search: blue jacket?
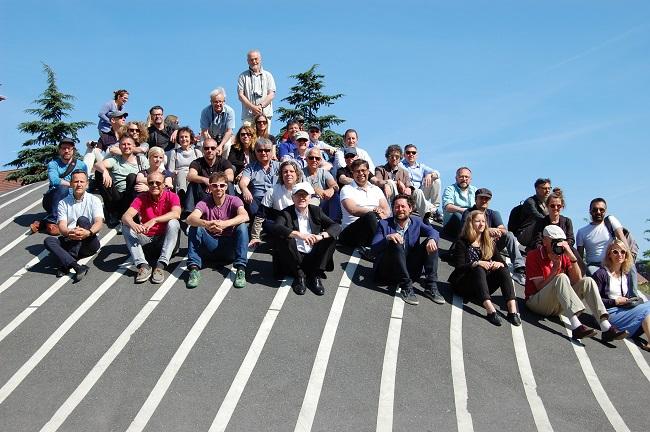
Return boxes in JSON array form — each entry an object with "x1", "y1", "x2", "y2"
[{"x1": 371, "y1": 215, "x2": 439, "y2": 263}]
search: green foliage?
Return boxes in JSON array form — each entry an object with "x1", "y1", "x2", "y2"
[
  {"x1": 5, "y1": 63, "x2": 91, "y2": 184},
  {"x1": 276, "y1": 64, "x2": 345, "y2": 146}
]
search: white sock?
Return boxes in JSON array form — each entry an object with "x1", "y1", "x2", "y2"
[
  {"x1": 600, "y1": 320, "x2": 611, "y2": 332},
  {"x1": 569, "y1": 315, "x2": 582, "y2": 329}
]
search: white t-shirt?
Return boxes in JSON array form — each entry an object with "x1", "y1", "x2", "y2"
[
  {"x1": 57, "y1": 192, "x2": 104, "y2": 229},
  {"x1": 340, "y1": 181, "x2": 385, "y2": 228},
  {"x1": 576, "y1": 216, "x2": 622, "y2": 263}
]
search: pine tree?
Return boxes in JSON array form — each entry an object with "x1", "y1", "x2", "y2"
[
  {"x1": 276, "y1": 64, "x2": 345, "y2": 146},
  {"x1": 5, "y1": 64, "x2": 91, "y2": 184}
]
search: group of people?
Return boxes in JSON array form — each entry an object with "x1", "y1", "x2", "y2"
[{"x1": 31, "y1": 48, "x2": 650, "y2": 352}]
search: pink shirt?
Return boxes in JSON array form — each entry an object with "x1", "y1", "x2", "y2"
[{"x1": 130, "y1": 189, "x2": 181, "y2": 237}]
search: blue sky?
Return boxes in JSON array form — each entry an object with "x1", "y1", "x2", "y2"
[{"x1": 1, "y1": 0, "x2": 649, "y2": 254}]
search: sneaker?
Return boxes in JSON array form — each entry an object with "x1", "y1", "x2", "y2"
[
  {"x1": 151, "y1": 267, "x2": 165, "y2": 284},
  {"x1": 423, "y1": 212, "x2": 435, "y2": 226},
  {"x1": 116, "y1": 222, "x2": 123, "y2": 235},
  {"x1": 601, "y1": 325, "x2": 629, "y2": 342},
  {"x1": 233, "y1": 268, "x2": 246, "y2": 289},
  {"x1": 486, "y1": 312, "x2": 502, "y2": 326},
  {"x1": 506, "y1": 312, "x2": 522, "y2": 326},
  {"x1": 433, "y1": 210, "x2": 444, "y2": 224},
  {"x1": 135, "y1": 265, "x2": 152, "y2": 284},
  {"x1": 400, "y1": 287, "x2": 419, "y2": 305},
  {"x1": 30, "y1": 220, "x2": 41, "y2": 233},
  {"x1": 186, "y1": 268, "x2": 201, "y2": 289},
  {"x1": 423, "y1": 286, "x2": 445, "y2": 304},
  {"x1": 571, "y1": 324, "x2": 597, "y2": 340},
  {"x1": 511, "y1": 268, "x2": 526, "y2": 286}
]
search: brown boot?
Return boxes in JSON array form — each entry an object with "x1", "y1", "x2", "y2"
[{"x1": 45, "y1": 222, "x2": 60, "y2": 236}]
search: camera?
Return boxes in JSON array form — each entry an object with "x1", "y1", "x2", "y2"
[{"x1": 551, "y1": 239, "x2": 565, "y2": 255}]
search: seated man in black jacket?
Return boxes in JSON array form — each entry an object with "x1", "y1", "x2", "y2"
[
  {"x1": 515, "y1": 178, "x2": 551, "y2": 247},
  {"x1": 270, "y1": 182, "x2": 341, "y2": 296}
]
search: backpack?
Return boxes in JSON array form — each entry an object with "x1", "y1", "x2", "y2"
[
  {"x1": 507, "y1": 201, "x2": 526, "y2": 234},
  {"x1": 604, "y1": 216, "x2": 639, "y2": 259}
]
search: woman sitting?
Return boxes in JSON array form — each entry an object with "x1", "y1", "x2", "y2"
[
  {"x1": 531, "y1": 188, "x2": 574, "y2": 248},
  {"x1": 449, "y1": 210, "x2": 521, "y2": 326},
  {"x1": 135, "y1": 147, "x2": 173, "y2": 193},
  {"x1": 228, "y1": 125, "x2": 256, "y2": 185},
  {"x1": 592, "y1": 239, "x2": 650, "y2": 351},
  {"x1": 167, "y1": 126, "x2": 202, "y2": 199}
]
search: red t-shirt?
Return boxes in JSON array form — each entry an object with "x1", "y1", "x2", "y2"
[
  {"x1": 130, "y1": 189, "x2": 181, "y2": 237},
  {"x1": 524, "y1": 246, "x2": 571, "y2": 299}
]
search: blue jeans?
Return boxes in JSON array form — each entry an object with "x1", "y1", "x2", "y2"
[
  {"x1": 187, "y1": 224, "x2": 249, "y2": 268},
  {"x1": 44, "y1": 185, "x2": 70, "y2": 223}
]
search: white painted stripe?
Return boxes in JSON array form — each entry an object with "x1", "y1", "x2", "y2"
[
  {"x1": 0, "y1": 267, "x2": 126, "y2": 404},
  {"x1": 0, "y1": 183, "x2": 33, "y2": 198},
  {"x1": 125, "y1": 252, "x2": 254, "y2": 432},
  {"x1": 510, "y1": 325, "x2": 554, "y2": 432},
  {"x1": 376, "y1": 290, "x2": 404, "y2": 432},
  {"x1": 209, "y1": 280, "x2": 292, "y2": 432},
  {"x1": 0, "y1": 230, "x2": 117, "y2": 342},
  {"x1": 0, "y1": 183, "x2": 47, "y2": 210},
  {"x1": 0, "y1": 199, "x2": 41, "y2": 232},
  {"x1": 38, "y1": 261, "x2": 186, "y2": 432},
  {"x1": 559, "y1": 315, "x2": 630, "y2": 432},
  {"x1": 623, "y1": 339, "x2": 650, "y2": 383},
  {"x1": 0, "y1": 230, "x2": 31, "y2": 258},
  {"x1": 0, "y1": 251, "x2": 48, "y2": 296},
  {"x1": 450, "y1": 294, "x2": 474, "y2": 432},
  {"x1": 294, "y1": 252, "x2": 361, "y2": 432}
]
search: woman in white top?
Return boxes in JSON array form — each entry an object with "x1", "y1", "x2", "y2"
[{"x1": 166, "y1": 127, "x2": 202, "y2": 198}]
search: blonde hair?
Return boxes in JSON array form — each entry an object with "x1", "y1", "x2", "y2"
[
  {"x1": 602, "y1": 239, "x2": 634, "y2": 274},
  {"x1": 460, "y1": 210, "x2": 494, "y2": 260},
  {"x1": 148, "y1": 146, "x2": 165, "y2": 158}
]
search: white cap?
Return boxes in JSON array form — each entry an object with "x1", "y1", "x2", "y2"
[
  {"x1": 543, "y1": 225, "x2": 566, "y2": 240},
  {"x1": 292, "y1": 182, "x2": 315, "y2": 196}
]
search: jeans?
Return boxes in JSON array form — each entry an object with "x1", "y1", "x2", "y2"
[
  {"x1": 187, "y1": 223, "x2": 249, "y2": 268},
  {"x1": 44, "y1": 185, "x2": 70, "y2": 223},
  {"x1": 496, "y1": 231, "x2": 525, "y2": 270},
  {"x1": 124, "y1": 219, "x2": 180, "y2": 267},
  {"x1": 44, "y1": 216, "x2": 100, "y2": 269}
]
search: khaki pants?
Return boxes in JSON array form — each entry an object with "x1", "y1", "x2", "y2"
[{"x1": 526, "y1": 273, "x2": 608, "y2": 320}]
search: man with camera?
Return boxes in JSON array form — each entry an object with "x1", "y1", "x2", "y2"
[
  {"x1": 200, "y1": 88, "x2": 235, "y2": 158},
  {"x1": 524, "y1": 225, "x2": 627, "y2": 342},
  {"x1": 237, "y1": 49, "x2": 276, "y2": 128}
]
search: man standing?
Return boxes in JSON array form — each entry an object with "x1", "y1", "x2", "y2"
[
  {"x1": 442, "y1": 166, "x2": 477, "y2": 239},
  {"x1": 400, "y1": 144, "x2": 442, "y2": 223},
  {"x1": 122, "y1": 172, "x2": 181, "y2": 284},
  {"x1": 339, "y1": 159, "x2": 390, "y2": 258},
  {"x1": 184, "y1": 138, "x2": 235, "y2": 214},
  {"x1": 44, "y1": 170, "x2": 103, "y2": 282},
  {"x1": 237, "y1": 49, "x2": 276, "y2": 127},
  {"x1": 186, "y1": 172, "x2": 250, "y2": 289},
  {"x1": 271, "y1": 182, "x2": 341, "y2": 296},
  {"x1": 33, "y1": 137, "x2": 88, "y2": 235},
  {"x1": 525, "y1": 225, "x2": 627, "y2": 342},
  {"x1": 200, "y1": 88, "x2": 235, "y2": 157},
  {"x1": 239, "y1": 137, "x2": 280, "y2": 216},
  {"x1": 371, "y1": 194, "x2": 444, "y2": 305},
  {"x1": 94, "y1": 136, "x2": 141, "y2": 227},
  {"x1": 332, "y1": 129, "x2": 375, "y2": 173},
  {"x1": 515, "y1": 178, "x2": 551, "y2": 247},
  {"x1": 460, "y1": 188, "x2": 527, "y2": 285},
  {"x1": 147, "y1": 106, "x2": 177, "y2": 152}
]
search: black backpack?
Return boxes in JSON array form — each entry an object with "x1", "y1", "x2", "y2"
[{"x1": 507, "y1": 201, "x2": 526, "y2": 234}]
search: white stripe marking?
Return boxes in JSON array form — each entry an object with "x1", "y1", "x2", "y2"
[
  {"x1": 0, "y1": 230, "x2": 116, "y2": 342},
  {"x1": 125, "y1": 252, "x2": 254, "y2": 432},
  {"x1": 38, "y1": 261, "x2": 186, "y2": 432},
  {"x1": 0, "y1": 267, "x2": 126, "y2": 404},
  {"x1": 0, "y1": 250, "x2": 48, "y2": 296},
  {"x1": 623, "y1": 339, "x2": 650, "y2": 383},
  {"x1": 0, "y1": 183, "x2": 34, "y2": 198},
  {"x1": 209, "y1": 280, "x2": 292, "y2": 432},
  {"x1": 559, "y1": 315, "x2": 630, "y2": 432},
  {"x1": 376, "y1": 290, "x2": 404, "y2": 432},
  {"x1": 0, "y1": 199, "x2": 41, "y2": 232},
  {"x1": 294, "y1": 252, "x2": 360, "y2": 432},
  {"x1": 511, "y1": 325, "x2": 554, "y2": 432},
  {"x1": 450, "y1": 294, "x2": 474, "y2": 432},
  {"x1": 0, "y1": 230, "x2": 31, "y2": 259},
  {"x1": 0, "y1": 183, "x2": 47, "y2": 210}
]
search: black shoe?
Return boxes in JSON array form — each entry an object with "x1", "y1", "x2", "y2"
[
  {"x1": 56, "y1": 267, "x2": 69, "y2": 278},
  {"x1": 357, "y1": 246, "x2": 374, "y2": 262},
  {"x1": 308, "y1": 276, "x2": 325, "y2": 296},
  {"x1": 602, "y1": 325, "x2": 629, "y2": 342},
  {"x1": 507, "y1": 312, "x2": 522, "y2": 326},
  {"x1": 423, "y1": 286, "x2": 445, "y2": 304},
  {"x1": 73, "y1": 265, "x2": 89, "y2": 283},
  {"x1": 486, "y1": 312, "x2": 502, "y2": 326},
  {"x1": 292, "y1": 277, "x2": 307, "y2": 295}
]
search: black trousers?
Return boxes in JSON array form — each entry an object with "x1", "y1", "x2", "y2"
[
  {"x1": 338, "y1": 212, "x2": 380, "y2": 247},
  {"x1": 44, "y1": 216, "x2": 100, "y2": 269},
  {"x1": 96, "y1": 172, "x2": 137, "y2": 221},
  {"x1": 374, "y1": 239, "x2": 439, "y2": 289},
  {"x1": 452, "y1": 266, "x2": 515, "y2": 303},
  {"x1": 273, "y1": 236, "x2": 337, "y2": 278}
]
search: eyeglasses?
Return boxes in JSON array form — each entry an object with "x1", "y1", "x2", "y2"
[
  {"x1": 353, "y1": 169, "x2": 368, "y2": 174},
  {"x1": 203, "y1": 146, "x2": 217, "y2": 151},
  {"x1": 256, "y1": 148, "x2": 271, "y2": 153},
  {"x1": 256, "y1": 120, "x2": 268, "y2": 125},
  {"x1": 240, "y1": 132, "x2": 252, "y2": 137},
  {"x1": 591, "y1": 208, "x2": 606, "y2": 213},
  {"x1": 405, "y1": 151, "x2": 417, "y2": 155},
  {"x1": 147, "y1": 181, "x2": 163, "y2": 187},
  {"x1": 548, "y1": 204, "x2": 563, "y2": 209},
  {"x1": 308, "y1": 156, "x2": 321, "y2": 161},
  {"x1": 611, "y1": 249, "x2": 627, "y2": 256},
  {"x1": 210, "y1": 183, "x2": 228, "y2": 189},
  {"x1": 388, "y1": 154, "x2": 401, "y2": 159}
]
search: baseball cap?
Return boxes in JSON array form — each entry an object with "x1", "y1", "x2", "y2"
[{"x1": 292, "y1": 182, "x2": 315, "y2": 196}]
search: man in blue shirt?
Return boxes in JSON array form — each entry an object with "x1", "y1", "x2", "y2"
[
  {"x1": 239, "y1": 137, "x2": 280, "y2": 217},
  {"x1": 200, "y1": 88, "x2": 235, "y2": 157},
  {"x1": 400, "y1": 144, "x2": 442, "y2": 223},
  {"x1": 442, "y1": 166, "x2": 477, "y2": 239}
]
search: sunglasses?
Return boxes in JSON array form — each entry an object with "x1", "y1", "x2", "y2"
[
  {"x1": 405, "y1": 151, "x2": 417, "y2": 155},
  {"x1": 203, "y1": 146, "x2": 217, "y2": 151},
  {"x1": 128, "y1": 128, "x2": 139, "y2": 132},
  {"x1": 591, "y1": 208, "x2": 606, "y2": 213},
  {"x1": 147, "y1": 181, "x2": 163, "y2": 187},
  {"x1": 548, "y1": 204, "x2": 563, "y2": 209},
  {"x1": 240, "y1": 132, "x2": 252, "y2": 137},
  {"x1": 256, "y1": 148, "x2": 272, "y2": 153},
  {"x1": 210, "y1": 183, "x2": 228, "y2": 189},
  {"x1": 388, "y1": 154, "x2": 401, "y2": 159},
  {"x1": 256, "y1": 120, "x2": 268, "y2": 124},
  {"x1": 611, "y1": 249, "x2": 627, "y2": 256},
  {"x1": 308, "y1": 156, "x2": 321, "y2": 161}
]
